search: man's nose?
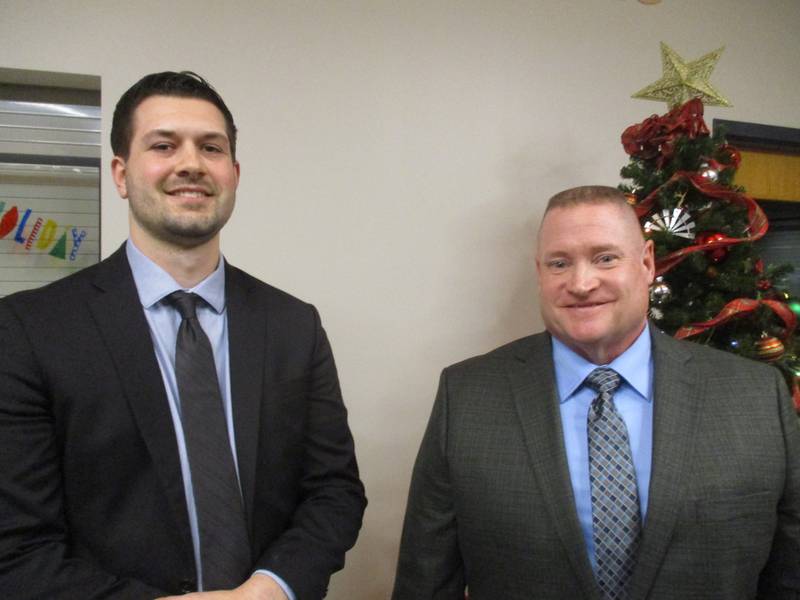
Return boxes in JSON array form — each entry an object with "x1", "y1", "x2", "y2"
[
  {"x1": 175, "y1": 144, "x2": 204, "y2": 177},
  {"x1": 567, "y1": 263, "x2": 598, "y2": 295}
]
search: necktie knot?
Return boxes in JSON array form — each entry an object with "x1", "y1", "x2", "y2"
[
  {"x1": 585, "y1": 367, "x2": 621, "y2": 396},
  {"x1": 168, "y1": 290, "x2": 200, "y2": 320}
]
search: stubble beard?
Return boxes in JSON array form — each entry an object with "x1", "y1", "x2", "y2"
[
  {"x1": 158, "y1": 213, "x2": 225, "y2": 248},
  {"x1": 129, "y1": 189, "x2": 233, "y2": 250}
]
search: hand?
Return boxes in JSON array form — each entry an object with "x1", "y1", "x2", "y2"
[{"x1": 157, "y1": 573, "x2": 289, "y2": 600}]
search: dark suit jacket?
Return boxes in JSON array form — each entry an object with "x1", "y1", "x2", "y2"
[
  {"x1": 0, "y1": 245, "x2": 366, "y2": 599},
  {"x1": 393, "y1": 327, "x2": 800, "y2": 599}
]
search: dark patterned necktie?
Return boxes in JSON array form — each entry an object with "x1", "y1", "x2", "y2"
[
  {"x1": 586, "y1": 367, "x2": 641, "y2": 600},
  {"x1": 169, "y1": 291, "x2": 251, "y2": 589}
]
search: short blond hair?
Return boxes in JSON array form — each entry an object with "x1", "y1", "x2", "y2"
[
  {"x1": 544, "y1": 185, "x2": 630, "y2": 214},
  {"x1": 539, "y1": 186, "x2": 642, "y2": 240}
]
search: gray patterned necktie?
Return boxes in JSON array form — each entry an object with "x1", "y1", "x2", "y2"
[
  {"x1": 586, "y1": 367, "x2": 641, "y2": 600},
  {"x1": 169, "y1": 291, "x2": 251, "y2": 589}
]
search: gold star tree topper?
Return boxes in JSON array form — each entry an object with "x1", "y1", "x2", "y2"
[{"x1": 632, "y1": 42, "x2": 731, "y2": 108}]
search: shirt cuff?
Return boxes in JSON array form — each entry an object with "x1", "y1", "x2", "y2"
[{"x1": 253, "y1": 569, "x2": 296, "y2": 600}]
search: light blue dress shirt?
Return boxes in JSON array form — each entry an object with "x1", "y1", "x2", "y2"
[
  {"x1": 126, "y1": 241, "x2": 294, "y2": 598},
  {"x1": 553, "y1": 327, "x2": 653, "y2": 572}
]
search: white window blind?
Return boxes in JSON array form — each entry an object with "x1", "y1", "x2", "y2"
[{"x1": 0, "y1": 100, "x2": 100, "y2": 297}]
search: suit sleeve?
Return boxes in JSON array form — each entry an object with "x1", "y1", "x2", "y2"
[
  {"x1": 0, "y1": 302, "x2": 166, "y2": 599},
  {"x1": 252, "y1": 306, "x2": 366, "y2": 600},
  {"x1": 757, "y1": 370, "x2": 800, "y2": 599},
  {"x1": 392, "y1": 369, "x2": 466, "y2": 600}
]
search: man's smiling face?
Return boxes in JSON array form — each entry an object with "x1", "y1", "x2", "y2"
[
  {"x1": 536, "y1": 201, "x2": 655, "y2": 365},
  {"x1": 111, "y1": 95, "x2": 240, "y2": 250}
]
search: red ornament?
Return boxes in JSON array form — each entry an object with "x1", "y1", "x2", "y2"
[
  {"x1": 695, "y1": 231, "x2": 728, "y2": 263},
  {"x1": 709, "y1": 248, "x2": 728, "y2": 263},
  {"x1": 718, "y1": 144, "x2": 742, "y2": 169},
  {"x1": 696, "y1": 231, "x2": 725, "y2": 244},
  {"x1": 754, "y1": 259, "x2": 764, "y2": 275},
  {"x1": 757, "y1": 279, "x2": 772, "y2": 291}
]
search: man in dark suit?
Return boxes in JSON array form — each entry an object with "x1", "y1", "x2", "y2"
[
  {"x1": 393, "y1": 186, "x2": 799, "y2": 599},
  {"x1": 0, "y1": 72, "x2": 366, "y2": 599}
]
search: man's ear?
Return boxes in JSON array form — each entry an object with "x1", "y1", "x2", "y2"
[
  {"x1": 643, "y1": 238, "x2": 656, "y2": 283},
  {"x1": 111, "y1": 156, "x2": 128, "y2": 199}
]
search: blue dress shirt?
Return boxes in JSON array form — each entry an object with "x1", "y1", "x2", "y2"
[
  {"x1": 553, "y1": 327, "x2": 653, "y2": 572},
  {"x1": 126, "y1": 241, "x2": 294, "y2": 598}
]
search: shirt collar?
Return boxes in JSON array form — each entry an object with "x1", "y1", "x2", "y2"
[
  {"x1": 551, "y1": 325, "x2": 652, "y2": 403},
  {"x1": 125, "y1": 239, "x2": 226, "y2": 313}
]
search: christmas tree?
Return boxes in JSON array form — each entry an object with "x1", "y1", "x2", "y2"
[{"x1": 618, "y1": 98, "x2": 800, "y2": 412}]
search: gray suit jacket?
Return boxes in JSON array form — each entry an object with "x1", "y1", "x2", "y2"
[{"x1": 393, "y1": 327, "x2": 800, "y2": 599}]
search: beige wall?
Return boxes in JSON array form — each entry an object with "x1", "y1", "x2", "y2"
[{"x1": 1, "y1": 1, "x2": 798, "y2": 596}]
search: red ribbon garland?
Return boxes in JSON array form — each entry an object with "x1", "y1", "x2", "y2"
[
  {"x1": 675, "y1": 298, "x2": 797, "y2": 340},
  {"x1": 675, "y1": 298, "x2": 800, "y2": 410},
  {"x1": 633, "y1": 172, "x2": 768, "y2": 277}
]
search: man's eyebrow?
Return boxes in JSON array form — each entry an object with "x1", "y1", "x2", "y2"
[
  {"x1": 589, "y1": 243, "x2": 624, "y2": 254},
  {"x1": 197, "y1": 131, "x2": 229, "y2": 142},
  {"x1": 142, "y1": 129, "x2": 228, "y2": 142},
  {"x1": 541, "y1": 244, "x2": 624, "y2": 259},
  {"x1": 142, "y1": 128, "x2": 177, "y2": 139}
]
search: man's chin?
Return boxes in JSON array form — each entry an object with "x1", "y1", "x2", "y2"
[
  {"x1": 562, "y1": 318, "x2": 609, "y2": 341},
  {"x1": 158, "y1": 223, "x2": 223, "y2": 248},
  {"x1": 559, "y1": 325, "x2": 611, "y2": 352}
]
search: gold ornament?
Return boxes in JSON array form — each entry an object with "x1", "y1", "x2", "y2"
[
  {"x1": 632, "y1": 42, "x2": 732, "y2": 109},
  {"x1": 755, "y1": 335, "x2": 785, "y2": 363}
]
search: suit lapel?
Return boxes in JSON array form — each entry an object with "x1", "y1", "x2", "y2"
[
  {"x1": 225, "y1": 265, "x2": 265, "y2": 527},
  {"x1": 506, "y1": 333, "x2": 601, "y2": 600},
  {"x1": 629, "y1": 327, "x2": 698, "y2": 600},
  {"x1": 87, "y1": 245, "x2": 192, "y2": 548}
]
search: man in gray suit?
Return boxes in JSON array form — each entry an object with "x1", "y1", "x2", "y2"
[{"x1": 392, "y1": 185, "x2": 800, "y2": 599}]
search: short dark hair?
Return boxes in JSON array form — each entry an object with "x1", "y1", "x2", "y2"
[{"x1": 110, "y1": 71, "x2": 237, "y2": 160}]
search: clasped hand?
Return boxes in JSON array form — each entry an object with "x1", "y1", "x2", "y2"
[{"x1": 157, "y1": 573, "x2": 289, "y2": 600}]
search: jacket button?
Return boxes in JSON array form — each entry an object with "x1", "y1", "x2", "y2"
[{"x1": 179, "y1": 580, "x2": 196, "y2": 593}]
